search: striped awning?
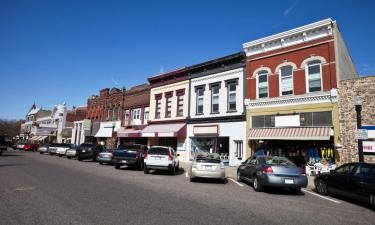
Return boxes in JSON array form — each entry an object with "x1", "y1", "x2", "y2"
[{"x1": 248, "y1": 127, "x2": 332, "y2": 140}]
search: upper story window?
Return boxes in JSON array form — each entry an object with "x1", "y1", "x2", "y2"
[
  {"x1": 280, "y1": 66, "x2": 293, "y2": 96},
  {"x1": 144, "y1": 110, "x2": 149, "y2": 122},
  {"x1": 210, "y1": 83, "x2": 220, "y2": 113},
  {"x1": 257, "y1": 70, "x2": 268, "y2": 98},
  {"x1": 306, "y1": 60, "x2": 322, "y2": 93},
  {"x1": 225, "y1": 79, "x2": 239, "y2": 112},
  {"x1": 132, "y1": 109, "x2": 141, "y2": 120},
  {"x1": 124, "y1": 110, "x2": 130, "y2": 125},
  {"x1": 165, "y1": 92, "x2": 173, "y2": 118},
  {"x1": 112, "y1": 107, "x2": 117, "y2": 120},
  {"x1": 176, "y1": 89, "x2": 185, "y2": 117},
  {"x1": 195, "y1": 85, "x2": 205, "y2": 115},
  {"x1": 155, "y1": 94, "x2": 162, "y2": 119}
]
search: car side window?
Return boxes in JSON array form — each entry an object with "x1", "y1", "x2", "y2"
[
  {"x1": 354, "y1": 164, "x2": 375, "y2": 178},
  {"x1": 250, "y1": 159, "x2": 257, "y2": 165},
  {"x1": 335, "y1": 164, "x2": 355, "y2": 175}
]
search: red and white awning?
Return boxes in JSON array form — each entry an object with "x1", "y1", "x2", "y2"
[{"x1": 248, "y1": 127, "x2": 332, "y2": 140}]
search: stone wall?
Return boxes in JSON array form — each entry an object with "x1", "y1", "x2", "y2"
[{"x1": 338, "y1": 76, "x2": 375, "y2": 163}]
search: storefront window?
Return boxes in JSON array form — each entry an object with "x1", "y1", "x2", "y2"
[
  {"x1": 252, "y1": 115, "x2": 275, "y2": 128},
  {"x1": 300, "y1": 111, "x2": 332, "y2": 126}
]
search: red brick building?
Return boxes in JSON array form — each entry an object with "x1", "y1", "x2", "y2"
[{"x1": 243, "y1": 18, "x2": 358, "y2": 167}]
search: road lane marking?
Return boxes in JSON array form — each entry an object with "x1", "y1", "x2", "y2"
[
  {"x1": 228, "y1": 178, "x2": 244, "y2": 187},
  {"x1": 302, "y1": 189, "x2": 341, "y2": 204}
]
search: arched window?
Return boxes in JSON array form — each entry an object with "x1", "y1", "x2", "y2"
[
  {"x1": 306, "y1": 60, "x2": 322, "y2": 92},
  {"x1": 279, "y1": 65, "x2": 293, "y2": 96},
  {"x1": 257, "y1": 70, "x2": 268, "y2": 98}
]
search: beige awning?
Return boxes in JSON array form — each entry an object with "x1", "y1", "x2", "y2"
[{"x1": 248, "y1": 127, "x2": 332, "y2": 141}]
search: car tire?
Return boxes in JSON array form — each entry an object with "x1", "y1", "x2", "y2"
[
  {"x1": 92, "y1": 157, "x2": 96, "y2": 162},
  {"x1": 139, "y1": 161, "x2": 144, "y2": 170},
  {"x1": 144, "y1": 164, "x2": 150, "y2": 174},
  {"x1": 39, "y1": 152, "x2": 43, "y2": 154},
  {"x1": 78, "y1": 157, "x2": 82, "y2": 161},
  {"x1": 253, "y1": 176, "x2": 263, "y2": 192},
  {"x1": 99, "y1": 162, "x2": 103, "y2": 165},
  {"x1": 114, "y1": 164, "x2": 121, "y2": 169},
  {"x1": 290, "y1": 187, "x2": 301, "y2": 194},
  {"x1": 170, "y1": 165, "x2": 176, "y2": 175},
  {"x1": 190, "y1": 177, "x2": 195, "y2": 182},
  {"x1": 315, "y1": 179, "x2": 328, "y2": 195},
  {"x1": 176, "y1": 163, "x2": 180, "y2": 171},
  {"x1": 237, "y1": 171, "x2": 242, "y2": 182},
  {"x1": 67, "y1": 156, "x2": 71, "y2": 159},
  {"x1": 370, "y1": 193, "x2": 375, "y2": 209},
  {"x1": 58, "y1": 154, "x2": 62, "y2": 157}
]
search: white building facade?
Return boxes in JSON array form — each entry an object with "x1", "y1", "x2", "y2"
[{"x1": 186, "y1": 52, "x2": 247, "y2": 166}]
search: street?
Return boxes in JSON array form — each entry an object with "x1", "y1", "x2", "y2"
[{"x1": 0, "y1": 150, "x2": 374, "y2": 225}]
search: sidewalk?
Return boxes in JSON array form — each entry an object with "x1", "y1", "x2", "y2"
[{"x1": 180, "y1": 162, "x2": 315, "y2": 190}]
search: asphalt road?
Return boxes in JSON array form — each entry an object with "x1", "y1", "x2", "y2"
[{"x1": 0, "y1": 150, "x2": 374, "y2": 225}]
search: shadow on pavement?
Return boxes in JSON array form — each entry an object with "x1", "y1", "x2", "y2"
[
  {"x1": 190, "y1": 177, "x2": 228, "y2": 184},
  {"x1": 148, "y1": 168, "x2": 186, "y2": 176},
  {"x1": 0, "y1": 163, "x2": 24, "y2": 168}
]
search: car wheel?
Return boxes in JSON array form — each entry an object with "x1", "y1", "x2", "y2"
[
  {"x1": 67, "y1": 156, "x2": 71, "y2": 159},
  {"x1": 78, "y1": 157, "x2": 82, "y2": 161},
  {"x1": 237, "y1": 171, "x2": 242, "y2": 182},
  {"x1": 99, "y1": 162, "x2": 103, "y2": 165},
  {"x1": 58, "y1": 154, "x2": 62, "y2": 157},
  {"x1": 39, "y1": 152, "x2": 43, "y2": 154},
  {"x1": 92, "y1": 157, "x2": 96, "y2": 162},
  {"x1": 370, "y1": 193, "x2": 375, "y2": 209},
  {"x1": 253, "y1": 176, "x2": 263, "y2": 192},
  {"x1": 144, "y1": 164, "x2": 149, "y2": 174},
  {"x1": 290, "y1": 187, "x2": 301, "y2": 194},
  {"x1": 315, "y1": 179, "x2": 328, "y2": 195},
  {"x1": 170, "y1": 165, "x2": 176, "y2": 175},
  {"x1": 190, "y1": 177, "x2": 195, "y2": 182}
]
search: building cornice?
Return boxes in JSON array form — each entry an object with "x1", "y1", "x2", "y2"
[
  {"x1": 243, "y1": 18, "x2": 335, "y2": 57},
  {"x1": 245, "y1": 90, "x2": 338, "y2": 109}
]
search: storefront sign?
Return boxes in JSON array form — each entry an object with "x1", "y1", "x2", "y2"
[
  {"x1": 356, "y1": 129, "x2": 368, "y2": 140},
  {"x1": 363, "y1": 141, "x2": 375, "y2": 153},
  {"x1": 193, "y1": 125, "x2": 219, "y2": 136},
  {"x1": 275, "y1": 115, "x2": 300, "y2": 127}
]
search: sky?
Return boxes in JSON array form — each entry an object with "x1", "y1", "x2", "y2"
[{"x1": 0, "y1": 0, "x2": 375, "y2": 120}]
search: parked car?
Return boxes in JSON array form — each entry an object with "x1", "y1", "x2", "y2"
[
  {"x1": 37, "y1": 144, "x2": 50, "y2": 154},
  {"x1": 315, "y1": 162, "x2": 375, "y2": 208},
  {"x1": 237, "y1": 156, "x2": 307, "y2": 193},
  {"x1": 65, "y1": 146, "x2": 77, "y2": 159},
  {"x1": 97, "y1": 148, "x2": 115, "y2": 165},
  {"x1": 189, "y1": 152, "x2": 225, "y2": 182},
  {"x1": 144, "y1": 146, "x2": 179, "y2": 175},
  {"x1": 55, "y1": 143, "x2": 73, "y2": 157},
  {"x1": 23, "y1": 143, "x2": 39, "y2": 151},
  {"x1": 16, "y1": 141, "x2": 27, "y2": 150},
  {"x1": 48, "y1": 144, "x2": 58, "y2": 155},
  {"x1": 0, "y1": 138, "x2": 7, "y2": 155},
  {"x1": 113, "y1": 144, "x2": 148, "y2": 170},
  {"x1": 76, "y1": 143, "x2": 105, "y2": 162}
]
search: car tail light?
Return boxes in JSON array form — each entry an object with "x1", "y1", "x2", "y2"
[
  {"x1": 168, "y1": 150, "x2": 173, "y2": 161},
  {"x1": 301, "y1": 167, "x2": 306, "y2": 176},
  {"x1": 263, "y1": 165, "x2": 273, "y2": 174}
]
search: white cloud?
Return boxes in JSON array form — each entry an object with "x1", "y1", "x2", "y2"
[
  {"x1": 283, "y1": 0, "x2": 300, "y2": 17},
  {"x1": 111, "y1": 77, "x2": 120, "y2": 86}
]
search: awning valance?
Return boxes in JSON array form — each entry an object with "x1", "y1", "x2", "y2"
[
  {"x1": 117, "y1": 128, "x2": 141, "y2": 138},
  {"x1": 95, "y1": 121, "x2": 121, "y2": 138},
  {"x1": 141, "y1": 123, "x2": 186, "y2": 137},
  {"x1": 248, "y1": 127, "x2": 332, "y2": 141}
]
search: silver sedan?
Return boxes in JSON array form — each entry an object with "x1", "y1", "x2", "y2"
[{"x1": 189, "y1": 153, "x2": 225, "y2": 183}]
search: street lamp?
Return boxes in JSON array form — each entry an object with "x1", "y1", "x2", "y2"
[{"x1": 355, "y1": 96, "x2": 364, "y2": 162}]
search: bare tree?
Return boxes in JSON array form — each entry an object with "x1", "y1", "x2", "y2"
[{"x1": 0, "y1": 119, "x2": 24, "y2": 139}]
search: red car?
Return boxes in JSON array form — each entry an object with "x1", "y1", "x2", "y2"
[{"x1": 23, "y1": 143, "x2": 39, "y2": 151}]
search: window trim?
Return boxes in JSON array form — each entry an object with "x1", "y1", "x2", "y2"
[
  {"x1": 279, "y1": 65, "x2": 294, "y2": 96},
  {"x1": 209, "y1": 82, "x2": 221, "y2": 114},
  {"x1": 256, "y1": 70, "x2": 269, "y2": 99},
  {"x1": 305, "y1": 60, "x2": 323, "y2": 93},
  {"x1": 225, "y1": 79, "x2": 238, "y2": 112},
  {"x1": 165, "y1": 96, "x2": 172, "y2": 118},
  {"x1": 176, "y1": 95, "x2": 184, "y2": 117},
  {"x1": 195, "y1": 85, "x2": 205, "y2": 115}
]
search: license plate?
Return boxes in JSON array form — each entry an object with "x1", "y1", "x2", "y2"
[
  {"x1": 121, "y1": 160, "x2": 127, "y2": 163},
  {"x1": 154, "y1": 157, "x2": 160, "y2": 160},
  {"x1": 82, "y1": 150, "x2": 86, "y2": 153},
  {"x1": 285, "y1": 179, "x2": 294, "y2": 184}
]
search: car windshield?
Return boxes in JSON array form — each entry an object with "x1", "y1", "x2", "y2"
[
  {"x1": 148, "y1": 147, "x2": 168, "y2": 155},
  {"x1": 261, "y1": 157, "x2": 296, "y2": 167}
]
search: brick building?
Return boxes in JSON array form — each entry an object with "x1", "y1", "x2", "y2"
[
  {"x1": 337, "y1": 76, "x2": 375, "y2": 163},
  {"x1": 243, "y1": 18, "x2": 357, "y2": 167}
]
